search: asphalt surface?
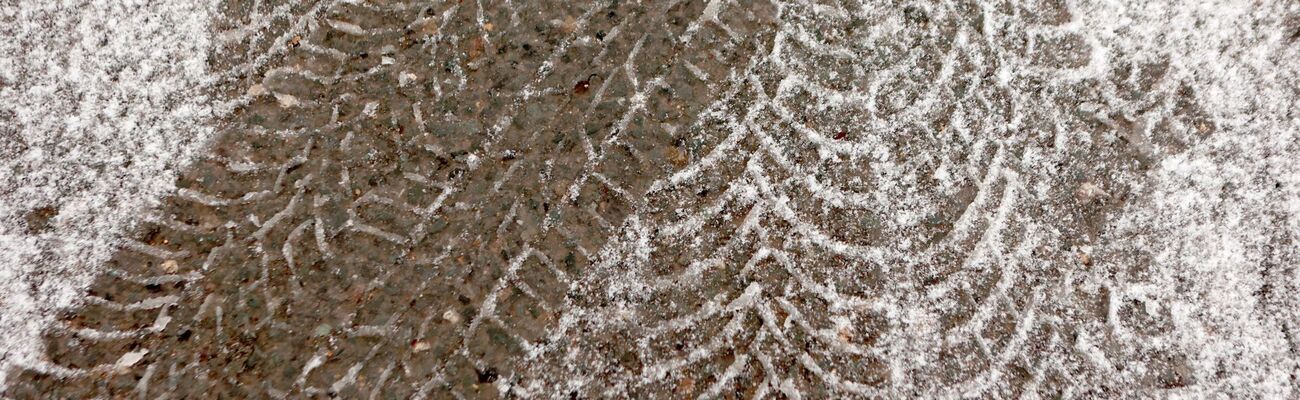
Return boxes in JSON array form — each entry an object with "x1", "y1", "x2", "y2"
[{"x1": 4, "y1": 0, "x2": 1300, "y2": 398}]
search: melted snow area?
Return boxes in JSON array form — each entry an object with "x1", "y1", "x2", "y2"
[
  {"x1": 0, "y1": 0, "x2": 218, "y2": 388},
  {"x1": 0, "y1": 0, "x2": 1298, "y2": 397}
]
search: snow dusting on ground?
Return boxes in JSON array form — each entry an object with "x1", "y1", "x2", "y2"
[
  {"x1": 1088, "y1": 1, "x2": 1300, "y2": 395},
  {"x1": 0, "y1": 0, "x2": 219, "y2": 388},
  {"x1": 0, "y1": 0, "x2": 1297, "y2": 397}
]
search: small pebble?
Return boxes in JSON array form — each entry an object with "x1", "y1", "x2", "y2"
[
  {"x1": 274, "y1": 92, "x2": 300, "y2": 108},
  {"x1": 247, "y1": 84, "x2": 267, "y2": 97},
  {"x1": 115, "y1": 349, "x2": 148, "y2": 368}
]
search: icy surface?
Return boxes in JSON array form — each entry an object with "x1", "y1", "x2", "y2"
[{"x1": 0, "y1": 0, "x2": 219, "y2": 388}]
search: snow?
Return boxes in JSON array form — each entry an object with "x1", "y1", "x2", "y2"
[
  {"x1": 0, "y1": 0, "x2": 219, "y2": 388},
  {"x1": 0, "y1": 0, "x2": 1296, "y2": 396},
  {"x1": 1082, "y1": 0, "x2": 1300, "y2": 395},
  {"x1": 521, "y1": 0, "x2": 1300, "y2": 396}
]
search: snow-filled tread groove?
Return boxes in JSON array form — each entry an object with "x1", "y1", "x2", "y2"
[
  {"x1": 5, "y1": 0, "x2": 1300, "y2": 398},
  {"x1": 5, "y1": 0, "x2": 777, "y2": 398}
]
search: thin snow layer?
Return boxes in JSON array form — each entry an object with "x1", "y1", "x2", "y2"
[
  {"x1": 0, "y1": 0, "x2": 218, "y2": 388},
  {"x1": 1086, "y1": 0, "x2": 1300, "y2": 395},
  {"x1": 521, "y1": 0, "x2": 1300, "y2": 396}
]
